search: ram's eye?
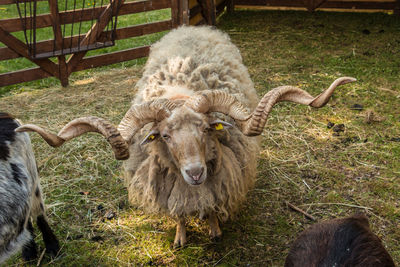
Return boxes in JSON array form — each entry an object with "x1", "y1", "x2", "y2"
[
  {"x1": 148, "y1": 134, "x2": 156, "y2": 140},
  {"x1": 214, "y1": 123, "x2": 224, "y2": 130}
]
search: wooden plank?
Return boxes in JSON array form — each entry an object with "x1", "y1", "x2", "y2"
[
  {"x1": 0, "y1": 26, "x2": 59, "y2": 78},
  {"x1": 189, "y1": 11, "x2": 204, "y2": 25},
  {"x1": 0, "y1": 46, "x2": 149, "y2": 87},
  {"x1": 0, "y1": 0, "x2": 172, "y2": 33},
  {"x1": 181, "y1": 0, "x2": 189, "y2": 25},
  {"x1": 234, "y1": 0, "x2": 396, "y2": 9},
  {"x1": 199, "y1": 0, "x2": 216, "y2": 25},
  {"x1": 74, "y1": 45, "x2": 149, "y2": 71},
  {"x1": 190, "y1": 3, "x2": 202, "y2": 18},
  {"x1": 48, "y1": 0, "x2": 69, "y2": 86},
  {"x1": 0, "y1": 20, "x2": 172, "y2": 61},
  {"x1": 189, "y1": 0, "x2": 198, "y2": 8},
  {"x1": 227, "y1": 0, "x2": 234, "y2": 12},
  {"x1": 320, "y1": 0, "x2": 395, "y2": 9},
  {"x1": 171, "y1": 0, "x2": 180, "y2": 27},
  {"x1": 0, "y1": 0, "x2": 45, "y2": 5},
  {"x1": 0, "y1": 67, "x2": 50, "y2": 86},
  {"x1": 0, "y1": 48, "x2": 19, "y2": 60},
  {"x1": 235, "y1": 0, "x2": 305, "y2": 7},
  {"x1": 112, "y1": 19, "x2": 171, "y2": 39}
]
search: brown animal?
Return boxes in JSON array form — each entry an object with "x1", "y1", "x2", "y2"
[
  {"x1": 285, "y1": 213, "x2": 395, "y2": 267},
  {"x1": 16, "y1": 26, "x2": 356, "y2": 247}
]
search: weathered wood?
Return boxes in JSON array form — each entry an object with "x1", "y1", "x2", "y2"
[
  {"x1": 235, "y1": 0, "x2": 396, "y2": 9},
  {"x1": 198, "y1": 0, "x2": 216, "y2": 25},
  {"x1": 320, "y1": 1, "x2": 395, "y2": 9},
  {"x1": 190, "y1": 11, "x2": 204, "y2": 25},
  {"x1": 48, "y1": 0, "x2": 68, "y2": 86},
  {"x1": 74, "y1": 46, "x2": 150, "y2": 71},
  {"x1": 181, "y1": 0, "x2": 189, "y2": 25},
  {"x1": 171, "y1": 0, "x2": 180, "y2": 27},
  {"x1": 227, "y1": 0, "x2": 234, "y2": 13},
  {"x1": 395, "y1": 0, "x2": 400, "y2": 14},
  {"x1": 67, "y1": 0, "x2": 125, "y2": 74},
  {"x1": 0, "y1": 67, "x2": 50, "y2": 86},
  {"x1": 0, "y1": 0, "x2": 172, "y2": 33},
  {"x1": 235, "y1": 0, "x2": 303, "y2": 7},
  {"x1": 190, "y1": 3, "x2": 202, "y2": 18},
  {"x1": 0, "y1": 20, "x2": 172, "y2": 60},
  {"x1": 0, "y1": 46, "x2": 149, "y2": 86},
  {"x1": 0, "y1": 48, "x2": 19, "y2": 60},
  {"x1": 0, "y1": 26, "x2": 59, "y2": 78}
]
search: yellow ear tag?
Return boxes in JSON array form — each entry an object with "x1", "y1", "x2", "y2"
[
  {"x1": 215, "y1": 123, "x2": 224, "y2": 130},
  {"x1": 148, "y1": 135, "x2": 155, "y2": 140}
]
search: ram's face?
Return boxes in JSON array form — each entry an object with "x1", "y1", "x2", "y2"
[
  {"x1": 140, "y1": 106, "x2": 231, "y2": 186},
  {"x1": 161, "y1": 107, "x2": 209, "y2": 185}
]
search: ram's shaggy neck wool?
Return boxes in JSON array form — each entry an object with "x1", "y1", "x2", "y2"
[{"x1": 123, "y1": 26, "x2": 260, "y2": 221}]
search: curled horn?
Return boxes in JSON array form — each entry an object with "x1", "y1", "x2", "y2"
[
  {"x1": 117, "y1": 98, "x2": 178, "y2": 142},
  {"x1": 16, "y1": 117, "x2": 129, "y2": 160},
  {"x1": 185, "y1": 77, "x2": 356, "y2": 136}
]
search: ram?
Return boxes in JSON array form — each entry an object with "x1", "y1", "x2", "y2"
[
  {"x1": 0, "y1": 113, "x2": 59, "y2": 263},
  {"x1": 284, "y1": 213, "x2": 395, "y2": 267},
  {"x1": 17, "y1": 26, "x2": 355, "y2": 247}
]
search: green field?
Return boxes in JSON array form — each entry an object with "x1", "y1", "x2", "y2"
[{"x1": 1, "y1": 9, "x2": 400, "y2": 267}]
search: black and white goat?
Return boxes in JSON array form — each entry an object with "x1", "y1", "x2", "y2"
[
  {"x1": 0, "y1": 113, "x2": 59, "y2": 263},
  {"x1": 285, "y1": 213, "x2": 395, "y2": 267}
]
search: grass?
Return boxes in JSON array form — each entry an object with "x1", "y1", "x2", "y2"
[{"x1": 1, "y1": 9, "x2": 400, "y2": 266}]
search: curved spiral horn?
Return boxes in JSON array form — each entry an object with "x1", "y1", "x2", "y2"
[
  {"x1": 117, "y1": 98, "x2": 179, "y2": 142},
  {"x1": 16, "y1": 116, "x2": 129, "y2": 160},
  {"x1": 185, "y1": 77, "x2": 356, "y2": 136}
]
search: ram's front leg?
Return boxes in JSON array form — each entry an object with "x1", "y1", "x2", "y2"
[
  {"x1": 208, "y1": 212, "x2": 222, "y2": 242},
  {"x1": 174, "y1": 217, "x2": 187, "y2": 248}
]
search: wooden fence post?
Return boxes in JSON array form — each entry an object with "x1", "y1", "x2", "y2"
[
  {"x1": 171, "y1": 0, "x2": 180, "y2": 27},
  {"x1": 198, "y1": 0, "x2": 216, "y2": 25},
  {"x1": 227, "y1": 0, "x2": 234, "y2": 13},
  {"x1": 48, "y1": 0, "x2": 69, "y2": 86},
  {"x1": 181, "y1": 0, "x2": 189, "y2": 25}
]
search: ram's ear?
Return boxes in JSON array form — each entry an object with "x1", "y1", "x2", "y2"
[
  {"x1": 209, "y1": 119, "x2": 233, "y2": 131},
  {"x1": 140, "y1": 130, "x2": 159, "y2": 146}
]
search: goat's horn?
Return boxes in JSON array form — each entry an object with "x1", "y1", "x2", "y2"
[
  {"x1": 118, "y1": 99, "x2": 178, "y2": 142},
  {"x1": 16, "y1": 117, "x2": 129, "y2": 160},
  {"x1": 185, "y1": 77, "x2": 356, "y2": 136},
  {"x1": 242, "y1": 77, "x2": 356, "y2": 136}
]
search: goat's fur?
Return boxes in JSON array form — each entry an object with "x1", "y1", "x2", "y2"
[
  {"x1": 284, "y1": 213, "x2": 395, "y2": 267},
  {"x1": 123, "y1": 26, "x2": 260, "y2": 222},
  {"x1": 0, "y1": 113, "x2": 59, "y2": 263}
]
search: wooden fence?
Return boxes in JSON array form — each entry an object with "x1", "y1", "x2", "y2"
[
  {"x1": 235, "y1": 0, "x2": 400, "y2": 13},
  {"x1": 2, "y1": 0, "x2": 395, "y2": 87},
  {"x1": 0, "y1": 0, "x2": 233, "y2": 87},
  {"x1": 0, "y1": 0, "x2": 180, "y2": 86}
]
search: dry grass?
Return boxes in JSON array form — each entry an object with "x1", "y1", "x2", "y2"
[{"x1": 1, "y1": 9, "x2": 399, "y2": 266}]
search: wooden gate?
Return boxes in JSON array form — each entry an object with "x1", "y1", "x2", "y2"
[{"x1": 0, "y1": 0, "x2": 191, "y2": 87}]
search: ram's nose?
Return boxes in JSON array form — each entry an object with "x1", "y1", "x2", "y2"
[{"x1": 185, "y1": 166, "x2": 204, "y2": 181}]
